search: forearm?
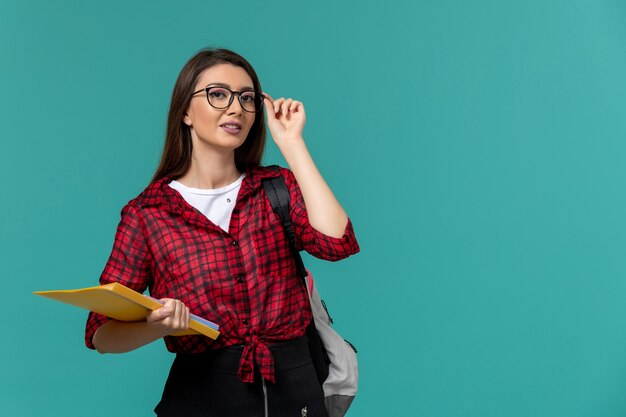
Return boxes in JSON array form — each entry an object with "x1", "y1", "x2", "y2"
[
  {"x1": 279, "y1": 139, "x2": 349, "y2": 238},
  {"x1": 93, "y1": 298, "x2": 189, "y2": 354},
  {"x1": 92, "y1": 319, "x2": 168, "y2": 354}
]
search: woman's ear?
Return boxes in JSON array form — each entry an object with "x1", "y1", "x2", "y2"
[{"x1": 183, "y1": 112, "x2": 191, "y2": 126}]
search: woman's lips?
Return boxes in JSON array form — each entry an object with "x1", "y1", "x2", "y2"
[{"x1": 221, "y1": 123, "x2": 242, "y2": 134}]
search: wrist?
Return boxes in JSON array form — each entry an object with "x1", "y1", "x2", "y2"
[
  {"x1": 277, "y1": 136, "x2": 307, "y2": 157},
  {"x1": 145, "y1": 318, "x2": 172, "y2": 338}
]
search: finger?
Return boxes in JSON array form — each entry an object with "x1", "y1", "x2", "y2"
[
  {"x1": 263, "y1": 96, "x2": 277, "y2": 121},
  {"x1": 147, "y1": 302, "x2": 172, "y2": 322},
  {"x1": 178, "y1": 302, "x2": 188, "y2": 329},
  {"x1": 282, "y1": 99, "x2": 293, "y2": 115},
  {"x1": 163, "y1": 299, "x2": 179, "y2": 322},
  {"x1": 273, "y1": 97, "x2": 285, "y2": 114},
  {"x1": 174, "y1": 301, "x2": 189, "y2": 330},
  {"x1": 289, "y1": 100, "x2": 301, "y2": 112},
  {"x1": 172, "y1": 300, "x2": 184, "y2": 328},
  {"x1": 161, "y1": 299, "x2": 178, "y2": 316}
]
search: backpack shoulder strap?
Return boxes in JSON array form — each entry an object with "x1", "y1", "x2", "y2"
[{"x1": 262, "y1": 167, "x2": 307, "y2": 280}]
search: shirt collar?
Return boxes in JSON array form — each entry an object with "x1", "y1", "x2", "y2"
[{"x1": 135, "y1": 165, "x2": 282, "y2": 213}]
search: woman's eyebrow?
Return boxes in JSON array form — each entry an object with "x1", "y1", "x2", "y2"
[
  {"x1": 205, "y1": 82, "x2": 230, "y2": 88},
  {"x1": 205, "y1": 82, "x2": 255, "y2": 91}
]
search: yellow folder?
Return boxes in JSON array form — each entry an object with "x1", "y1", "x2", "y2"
[{"x1": 34, "y1": 282, "x2": 219, "y2": 340}]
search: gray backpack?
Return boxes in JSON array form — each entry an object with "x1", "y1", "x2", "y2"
[{"x1": 263, "y1": 172, "x2": 358, "y2": 417}]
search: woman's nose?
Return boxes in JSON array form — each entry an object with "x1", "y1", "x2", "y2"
[{"x1": 227, "y1": 94, "x2": 244, "y2": 114}]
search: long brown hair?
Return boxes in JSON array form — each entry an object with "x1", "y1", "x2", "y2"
[{"x1": 151, "y1": 48, "x2": 266, "y2": 183}]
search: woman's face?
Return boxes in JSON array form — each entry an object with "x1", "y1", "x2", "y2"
[{"x1": 184, "y1": 63, "x2": 256, "y2": 156}]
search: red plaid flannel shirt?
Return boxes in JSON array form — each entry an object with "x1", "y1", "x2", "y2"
[{"x1": 85, "y1": 166, "x2": 359, "y2": 383}]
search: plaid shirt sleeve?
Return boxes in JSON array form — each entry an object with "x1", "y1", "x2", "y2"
[
  {"x1": 84, "y1": 202, "x2": 152, "y2": 349},
  {"x1": 280, "y1": 167, "x2": 360, "y2": 260}
]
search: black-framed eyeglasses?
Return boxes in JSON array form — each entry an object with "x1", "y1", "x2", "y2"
[{"x1": 191, "y1": 86, "x2": 265, "y2": 113}]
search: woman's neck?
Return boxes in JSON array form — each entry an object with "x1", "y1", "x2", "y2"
[{"x1": 177, "y1": 149, "x2": 242, "y2": 189}]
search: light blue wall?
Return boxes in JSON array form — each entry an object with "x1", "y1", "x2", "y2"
[{"x1": 3, "y1": 1, "x2": 626, "y2": 416}]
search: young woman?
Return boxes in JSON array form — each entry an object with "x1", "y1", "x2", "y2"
[{"x1": 85, "y1": 48, "x2": 359, "y2": 417}]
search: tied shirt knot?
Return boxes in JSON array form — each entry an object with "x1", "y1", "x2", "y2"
[{"x1": 238, "y1": 334, "x2": 275, "y2": 383}]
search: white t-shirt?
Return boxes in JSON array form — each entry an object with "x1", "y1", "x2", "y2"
[{"x1": 168, "y1": 174, "x2": 245, "y2": 232}]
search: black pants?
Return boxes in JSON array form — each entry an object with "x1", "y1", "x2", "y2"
[{"x1": 155, "y1": 336, "x2": 328, "y2": 417}]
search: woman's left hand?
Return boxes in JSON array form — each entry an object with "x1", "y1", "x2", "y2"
[{"x1": 263, "y1": 94, "x2": 306, "y2": 148}]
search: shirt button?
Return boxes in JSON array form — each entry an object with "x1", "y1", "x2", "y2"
[
  {"x1": 237, "y1": 275, "x2": 244, "y2": 283},
  {"x1": 231, "y1": 240, "x2": 238, "y2": 246},
  {"x1": 242, "y1": 319, "x2": 249, "y2": 325}
]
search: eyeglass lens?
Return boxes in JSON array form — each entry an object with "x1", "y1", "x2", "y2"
[{"x1": 207, "y1": 87, "x2": 262, "y2": 112}]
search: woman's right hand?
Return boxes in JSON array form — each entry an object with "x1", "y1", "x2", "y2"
[
  {"x1": 93, "y1": 298, "x2": 190, "y2": 354},
  {"x1": 146, "y1": 298, "x2": 190, "y2": 336}
]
